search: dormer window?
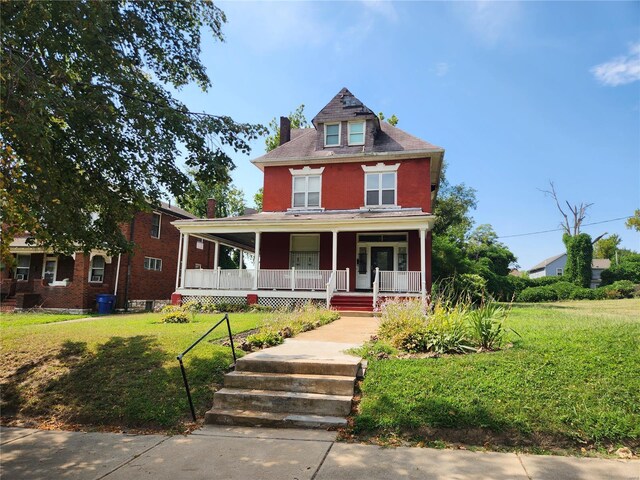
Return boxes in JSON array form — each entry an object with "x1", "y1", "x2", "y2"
[
  {"x1": 324, "y1": 123, "x2": 340, "y2": 147},
  {"x1": 348, "y1": 121, "x2": 365, "y2": 146}
]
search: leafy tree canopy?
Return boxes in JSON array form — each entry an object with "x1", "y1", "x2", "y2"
[
  {"x1": 593, "y1": 234, "x2": 621, "y2": 261},
  {"x1": 626, "y1": 209, "x2": 640, "y2": 232},
  {"x1": 377, "y1": 112, "x2": 399, "y2": 126},
  {"x1": 264, "y1": 104, "x2": 309, "y2": 153},
  {"x1": 253, "y1": 187, "x2": 264, "y2": 212},
  {"x1": 1, "y1": 1, "x2": 265, "y2": 265}
]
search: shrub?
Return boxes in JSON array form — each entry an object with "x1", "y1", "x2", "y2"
[
  {"x1": 530, "y1": 276, "x2": 564, "y2": 287},
  {"x1": 467, "y1": 303, "x2": 510, "y2": 350},
  {"x1": 245, "y1": 331, "x2": 282, "y2": 348},
  {"x1": 569, "y1": 287, "x2": 596, "y2": 300},
  {"x1": 378, "y1": 299, "x2": 427, "y2": 343},
  {"x1": 517, "y1": 286, "x2": 557, "y2": 302},
  {"x1": 550, "y1": 281, "x2": 579, "y2": 300},
  {"x1": 162, "y1": 310, "x2": 190, "y2": 323},
  {"x1": 424, "y1": 303, "x2": 475, "y2": 354},
  {"x1": 600, "y1": 254, "x2": 640, "y2": 286},
  {"x1": 600, "y1": 280, "x2": 636, "y2": 299}
]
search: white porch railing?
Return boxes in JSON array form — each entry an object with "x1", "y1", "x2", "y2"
[
  {"x1": 326, "y1": 271, "x2": 336, "y2": 308},
  {"x1": 183, "y1": 268, "x2": 348, "y2": 292},
  {"x1": 372, "y1": 267, "x2": 380, "y2": 309},
  {"x1": 378, "y1": 270, "x2": 421, "y2": 293}
]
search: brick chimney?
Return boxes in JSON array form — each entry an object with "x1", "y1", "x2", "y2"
[
  {"x1": 279, "y1": 116, "x2": 291, "y2": 145},
  {"x1": 206, "y1": 198, "x2": 217, "y2": 219}
]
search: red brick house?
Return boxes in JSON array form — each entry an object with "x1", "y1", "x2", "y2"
[
  {"x1": 171, "y1": 88, "x2": 444, "y2": 310},
  {"x1": 1, "y1": 202, "x2": 240, "y2": 313}
]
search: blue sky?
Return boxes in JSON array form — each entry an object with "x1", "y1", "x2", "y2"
[{"x1": 173, "y1": 1, "x2": 640, "y2": 270}]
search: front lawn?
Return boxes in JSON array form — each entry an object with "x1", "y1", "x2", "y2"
[
  {"x1": 0, "y1": 311, "x2": 266, "y2": 432},
  {"x1": 352, "y1": 299, "x2": 640, "y2": 453},
  {"x1": 0, "y1": 312, "x2": 97, "y2": 326}
]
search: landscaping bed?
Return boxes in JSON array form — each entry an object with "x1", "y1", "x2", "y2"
[{"x1": 344, "y1": 299, "x2": 640, "y2": 456}]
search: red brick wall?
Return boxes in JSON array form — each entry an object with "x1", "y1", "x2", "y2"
[{"x1": 263, "y1": 158, "x2": 432, "y2": 212}]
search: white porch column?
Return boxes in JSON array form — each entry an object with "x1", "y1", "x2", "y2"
[
  {"x1": 332, "y1": 230, "x2": 338, "y2": 273},
  {"x1": 238, "y1": 249, "x2": 244, "y2": 270},
  {"x1": 180, "y1": 233, "x2": 189, "y2": 288},
  {"x1": 419, "y1": 228, "x2": 427, "y2": 303},
  {"x1": 175, "y1": 233, "x2": 183, "y2": 290},
  {"x1": 253, "y1": 231, "x2": 261, "y2": 290},
  {"x1": 213, "y1": 241, "x2": 220, "y2": 269}
]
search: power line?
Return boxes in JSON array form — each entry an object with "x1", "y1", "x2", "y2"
[{"x1": 497, "y1": 216, "x2": 633, "y2": 239}]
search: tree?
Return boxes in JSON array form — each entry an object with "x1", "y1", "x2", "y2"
[
  {"x1": 377, "y1": 112, "x2": 399, "y2": 126},
  {"x1": 626, "y1": 209, "x2": 640, "y2": 232},
  {"x1": 542, "y1": 182, "x2": 593, "y2": 236},
  {"x1": 264, "y1": 104, "x2": 309, "y2": 153},
  {"x1": 1, "y1": 1, "x2": 265, "y2": 266},
  {"x1": 563, "y1": 233, "x2": 593, "y2": 288},
  {"x1": 253, "y1": 188, "x2": 263, "y2": 212},
  {"x1": 593, "y1": 234, "x2": 621, "y2": 261}
]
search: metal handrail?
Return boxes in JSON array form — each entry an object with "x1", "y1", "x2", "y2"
[{"x1": 176, "y1": 314, "x2": 237, "y2": 422}]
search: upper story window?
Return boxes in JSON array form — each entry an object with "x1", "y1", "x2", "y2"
[
  {"x1": 289, "y1": 166, "x2": 324, "y2": 209},
  {"x1": 90, "y1": 256, "x2": 105, "y2": 283},
  {"x1": 324, "y1": 123, "x2": 340, "y2": 147},
  {"x1": 362, "y1": 163, "x2": 400, "y2": 207},
  {"x1": 348, "y1": 121, "x2": 365, "y2": 145},
  {"x1": 151, "y1": 212, "x2": 161, "y2": 239}
]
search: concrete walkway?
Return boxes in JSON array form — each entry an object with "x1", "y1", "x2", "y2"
[{"x1": 1, "y1": 426, "x2": 637, "y2": 480}]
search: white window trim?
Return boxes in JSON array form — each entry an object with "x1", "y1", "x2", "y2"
[
  {"x1": 290, "y1": 172, "x2": 323, "y2": 210},
  {"x1": 363, "y1": 171, "x2": 398, "y2": 208},
  {"x1": 15, "y1": 254, "x2": 31, "y2": 281},
  {"x1": 42, "y1": 255, "x2": 58, "y2": 283},
  {"x1": 89, "y1": 255, "x2": 105, "y2": 283},
  {"x1": 556, "y1": 268, "x2": 564, "y2": 276},
  {"x1": 361, "y1": 162, "x2": 400, "y2": 172},
  {"x1": 348, "y1": 120, "x2": 366, "y2": 146},
  {"x1": 196, "y1": 239, "x2": 204, "y2": 250},
  {"x1": 144, "y1": 256, "x2": 162, "y2": 271},
  {"x1": 324, "y1": 122, "x2": 341, "y2": 147},
  {"x1": 151, "y1": 212, "x2": 162, "y2": 239}
]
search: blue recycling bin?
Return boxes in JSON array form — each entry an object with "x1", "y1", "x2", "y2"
[{"x1": 96, "y1": 294, "x2": 116, "y2": 314}]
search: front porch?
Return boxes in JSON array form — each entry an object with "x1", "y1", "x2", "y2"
[{"x1": 172, "y1": 210, "x2": 435, "y2": 310}]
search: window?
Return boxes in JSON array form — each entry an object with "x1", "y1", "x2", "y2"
[
  {"x1": 196, "y1": 239, "x2": 204, "y2": 250},
  {"x1": 292, "y1": 175, "x2": 321, "y2": 208},
  {"x1": 151, "y1": 212, "x2": 161, "y2": 238},
  {"x1": 556, "y1": 268, "x2": 563, "y2": 276},
  {"x1": 43, "y1": 256, "x2": 58, "y2": 283},
  {"x1": 324, "y1": 123, "x2": 340, "y2": 147},
  {"x1": 15, "y1": 254, "x2": 30, "y2": 280},
  {"x1": 365, "y1": 172, "x2": 396, "y2": 206},
  {"x1": 89, "y1": 256, "x2": 105, "y2": 282},
  {"x1": 348, "y1": 121, "x2": 365, "y2": 145},
  {"x1": 290, "y1": 235, "x2": 320, "y2": 270},
  {"x1": 144, "y1": 257, "x2": 162, "y2": 271},
  {"x1": 194, "y1": 263, "x2": 202, "y2": 269}
]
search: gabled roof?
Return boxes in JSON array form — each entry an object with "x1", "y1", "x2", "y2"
[
  {"x1": 592, "y1": 258, "x2": 611, "y2": 270},
  {"x1": 529, "y1": 253, "x2": 566, "y2": 272},
  {"x1": 158, "y1": 201, "x2": 198, "y2": 219},
  {"x1": 311, "y1": 87, "x2": 378, "y2": 127},
  {"x1": 529, "y1": 253, "x2": 612, "y2": 272},
  {"x1": 251, "y1": 121, "x2": 443, "y2": 166}
]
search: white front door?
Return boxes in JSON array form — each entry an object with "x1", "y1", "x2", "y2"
[{"x1": 356, "y1": 246, "x2": 369, "y2": 289}]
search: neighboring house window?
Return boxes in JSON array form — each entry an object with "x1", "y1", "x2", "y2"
[
  {"x1": 196, "y1": 239, "x2": 204, "y2": 250},
  {"x1": 89, "y1": 256, "x2": 105, "y2": 283},
  {"x1": 324, "y1": 123, "x2": 340, "y2": 147},
  {"x1": 556, "y1": 268, "x2": 563, "y2": 276},
  {"x1": 365, "y1": 172, "x2": 396, "y2": 206},
  {"x1": 43, "y1": 256, "x2": 58, "y2": 283},
  {"x1": 15, "y1": 254, "x2": 30, "y2": 281},
  {"x1": 290, "y1": 234, "x2": 320, "y2": 270},
  {"x1": 348, "y1": 121, "x2": 365, "y2": 145},
  {"x1": 292, "y1": 175, "x2": 321, "y2": 208},
  {"x1": 151, "y1": 212, "x2": 161, "y2": 239},
  {"x1": 144, "y1": 257, "x2": 162, "y2": 271}
]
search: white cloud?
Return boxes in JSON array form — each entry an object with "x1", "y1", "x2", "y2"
[
  {"x1": 434, "y1": 62, "x2": 450, "y2": 77},
  {"x1": 591, "y1": 43, "x2": 640, "y2": 87},
  {"x1": 451, "y1": 1, "x2": 522, "y2": 46}
]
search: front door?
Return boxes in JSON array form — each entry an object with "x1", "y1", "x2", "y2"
[{"x1": 370, "y1": 247, "x2": 394, "y2": 284}]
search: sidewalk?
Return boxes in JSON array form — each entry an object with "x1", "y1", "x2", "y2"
[{"x1": 1, "y1": 425, "x2": 637, "y2": 480}]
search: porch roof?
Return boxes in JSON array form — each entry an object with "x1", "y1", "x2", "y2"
[{"x1": 172, "y1": 208, "x2": 436, "y2": 238}]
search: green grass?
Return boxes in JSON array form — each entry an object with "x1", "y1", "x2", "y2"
[
  {"x1": 354, "y1": 299, "x2": 640, "y2": 451},
  {"x1": 0, "y1": 311, "x2": 266, "y2": 432},
  {"x1": 0, "y1": 312, "x2": 97, "y2": 326}
]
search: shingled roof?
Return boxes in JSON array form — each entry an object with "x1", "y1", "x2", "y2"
[{"x1": 311, "y1": 87, "x2": 378, "y2": 127}]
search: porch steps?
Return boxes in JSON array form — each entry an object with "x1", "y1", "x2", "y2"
[
  {"x1": 0, "y1": 298, "x2": 17, "y2": 312},
  {"x1": 330, "y1": 295, "x2": 374, "y2": 312},
  {"x1": 205, "y1": 340, "x2": 361, "y2": 429}
]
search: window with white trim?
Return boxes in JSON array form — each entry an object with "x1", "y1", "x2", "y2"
[
  {"x1": 144, "y1": 257, "x2": 162, "y2": 271},
  {"x1": 151, "y1": 212, "x2": 161, "y2": 239},
  {"x1": 292, "y1": 175, "x2": 321, "y2": 208},
  {"x1": 196, "y1": 239, "x2": 204, "y2": 250},
  {"x1": 556, "y1": 268, "x2": 563, "y2": 276},
  {"x1": 89, "y1": 256, "x2": 105, "y2": 283},
  {"x1": 43, "y1": 256, "x2": 58, "y2": 283},
  {"x1": 290, "y1": 235, "x2": 320, "y2": 270},
  {"x1": 324, "y1": 123, "x2": 340, "y2": 147},
  {"x1": 348, "y1": 121, "x2": 365, "y2": 145},
  {"x1": 365, "y1": 172, "x2": 396, "y2": 206},
  {"x1": 15, "y1": 254, "x2": 30, "y2": 281}
]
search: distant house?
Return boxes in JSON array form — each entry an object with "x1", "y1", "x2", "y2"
[
  {"x1": 1, "y1": 202, "x2": 239, "y2": 313},
  {"x1": 528, "y1": 253, "x2": 611, "y2": 288}
]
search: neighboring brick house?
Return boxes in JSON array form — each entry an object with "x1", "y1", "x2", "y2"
[
  {"x1": 1, "y1": 202, "x2": 240, "y2": 313},
  {"x1": 171, "y1": 88, "x2": 444, "y2": 311},
  {"x1": 528, "y1": 253, "x2": 611, "y2": 288}
]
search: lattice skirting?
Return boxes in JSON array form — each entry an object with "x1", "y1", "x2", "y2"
[
  {"x1": 181, "y1": 295, "x2": 246, "y2": 306},
  {"x1": 257, "y1": 297, "x2": 324, "y2": 310}
]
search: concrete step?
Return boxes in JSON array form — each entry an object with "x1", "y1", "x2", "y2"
[
  {"x1": 224, "y1": 371, "x2": 356, "y2": 396},
  {"x1": 236, "y1": 357, "x2": 360, "y2": 377},
  {"x1": 213, "y1": 388, "x2": 353, "y2": 416},
  {"x1": 204, "y1": 408, "x2": 347, "y2": 429}
]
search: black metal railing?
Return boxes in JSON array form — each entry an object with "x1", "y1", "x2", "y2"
[{"x1": 177, "y1": 314, "x2": 237, "y2": 422}]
